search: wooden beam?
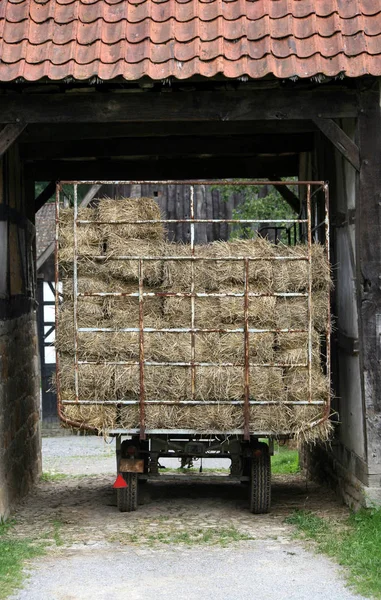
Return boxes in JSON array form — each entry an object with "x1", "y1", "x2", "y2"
[
  {"x1": 313, "y1": 118, "x2": 360, "y2": 171},
  {"x1": 21, "y1": 134, "x2": 313, "y2": 161},
  {"x1": 79, "y1": 184, "x2": 103, "y2": 207},
  {"x1": 356, "y1": 88, "x2": 381, "y2": 470},
  {"x1": 269, "y1": 177, "x2": 301, "y2": 214},
  {"x1": 0, "y1": 89, "x2": 358, "y2": 124},
  {"x1": 26, "y1": 154, "x2": 299, "y2": 181},
  {"x1": 35, "y1": 181, "x2": 56, "y2": 212},
  {"x1": 20, "y1": 121, "x2": 317, "y2": 143},
  {"x1": 0, "y1": 123, "x2": 27, "y2": 157}
]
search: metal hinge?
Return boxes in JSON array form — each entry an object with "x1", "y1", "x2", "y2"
[
  {"x1": 337, "y1": 330, "x2": 359, "y2": 355},
  {"x1": 334, "y1": 209, "x2": 356, "y2": 227}
]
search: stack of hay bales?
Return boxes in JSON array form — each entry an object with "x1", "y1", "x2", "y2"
[{"x1": 57, "y1": 197, "x2": 331, "y2": 440}]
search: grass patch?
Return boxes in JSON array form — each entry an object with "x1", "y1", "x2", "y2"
[
  {"x1": 286, "y1": 508, "x2": 381, "y2": 598},
  {"x1": 271, "y1": 444, "x2": 300, "y2": 475},
  {"x1": 41, "y1": 472, "x2": 68, "y2": 482},
  {"x1": 0, "y1": 519, "x2": 45, "y2": 599},
  {"x1": 52, "y1": 519, "x2": 64, "y2": 547},
  {"x1": 110, "y1": 525, "x2": 253, "y2": 547}
]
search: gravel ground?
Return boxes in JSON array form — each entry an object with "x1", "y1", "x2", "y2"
[
  {"x1": 8, "y1": 436, "x2": 366, "y2": 600},
  {"x1": 14, "y1": 543, "x2": 365, "y2": 600}
]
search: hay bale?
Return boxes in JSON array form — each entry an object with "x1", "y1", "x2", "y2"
[
  {"x1": 202, "y1": 237, "x2": 274, "y2": 290},
  {"x1": 275, "y1": 330, "x2": 321, "y2": 366},
  {"x1": 249, "y1": 404, "x2": 331, "y2": 442},
  {"x1": 273, "y1": 243, "x2": 331, "y2": 293},
  {"x1": 114, "y1": 365, "x2": 192, "y2": 401},
  {"x1": 98, "y1": 197, "x2": 165, "y2": 240},
  {"x1": 62, "y1": 275, "x2": 126, "y2": 299},
  {"x1": 82, "y1": 332, "x2": 141, "y2": 361},
  {"x1": 162, "y1": 238, "x2": 274, "y2": 292},
  {"x1": 220, "y1": 292, "x2": 277, "y2": 328},
  {"x1": 146, "y1": 405, "x2": 244, "y2": 431},
  {"x1": 162, "y1": 242, "x2": 209, "y2": 292},
  {"x1": 57, "y1": 299, "x2": 104, "y2": 332},
  {"x1": 103, "y1": 288, "x2": 164, "y2": 327},
  {"x1": 284, "y1": 367, "x2": 328, "y2": 402},
  {"x1": 119, "y1": 404, "x2": 244, "y2": 432},
  {"x1": 59, "y1": 355, "x2": 117, "y2": 401},
  {"x1": 275, "y1": 295, "x2": 330, "y2": 332},
  {"x1": 163, "y1": 293, "x2": 277, "y2": 330},
  {"x1": 195, "y1": 367, "x2": 244, "y2": 400},
  {"x1": 275, "y1": 297, "x2": 308, "y2": 329},
  {"x1": 102, "y1": 238, "x2": 164, "y2": 285},
  {"x1": 249, "y1": 367, "x2": 284, "y2": 400},
  {"x1": 196, "y1": 332, "x2": 275, "y2": 364},
  {"x1": 163, "y1": 296, "x2": 221, "y2": 328},
  {"x1": 59, "y1": 207, "x2": 103, "y2": 262},
  {"x1": 61, "y1": 404, "x2": 117, "y2": 430},
  {"x1": 313, "y1": 289, "x2": 330, "y2": 332},
  {"x1": 148, "y1": 332, "x2": 192, "y2": 362}
]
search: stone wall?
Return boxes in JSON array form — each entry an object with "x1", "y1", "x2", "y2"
[{"x1": 0, "y1": 312, "x2": 41, "y2": 518}]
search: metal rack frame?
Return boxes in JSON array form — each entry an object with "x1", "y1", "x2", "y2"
[{"x1": 55, "y1": 180, "x2": 331, "y2": 441}]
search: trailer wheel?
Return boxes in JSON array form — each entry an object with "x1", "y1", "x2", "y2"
[
  {"x1": 249, "y1": 443, "x2": 271, "y2": 514},
  {"x1": 117, "y1": 473, "x2": 138, "y2": 512}
]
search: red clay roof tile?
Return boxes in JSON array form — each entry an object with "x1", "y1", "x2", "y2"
[{"x1": 0, "y1": 0, "x2": 381, "y2": 81}]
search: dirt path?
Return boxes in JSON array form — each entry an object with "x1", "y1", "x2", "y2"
[{"x1": 8, "y1": 436, "x2": 364, "y2": 600}]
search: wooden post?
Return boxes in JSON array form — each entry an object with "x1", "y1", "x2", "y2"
[{"x1": 357, "y1": 85, "x2": 381, "y2": 482}]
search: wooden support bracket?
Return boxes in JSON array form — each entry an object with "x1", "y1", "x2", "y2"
[
  {"x1": 313, "y1": 118, "x2": 360, "y2": 172},
  {"x1": 35, "y1": 181, "x2": 56, "y2": 212},
  {"x1": 0, "y1": 123, "x2": 27, "y2": 157},
  {"x1": 269, "y1": 176, "x2": 300, "y2": 214}
]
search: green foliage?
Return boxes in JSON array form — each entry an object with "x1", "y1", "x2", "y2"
[
  {"x1": 271, "y1": 445, "x2": 300, "y2": 475},
  {"x1": 0, "y1": 520, "x2": 45, "y2": 599},
  {"x1": 35, "y1": 182, "x2": 91, "y2": 206},
  {"x1": 286, "y1": 508, "x2": 381, "y2": 598},
  {"x1": 213, "y1": 181, "x2": 298, "y2": 240}
]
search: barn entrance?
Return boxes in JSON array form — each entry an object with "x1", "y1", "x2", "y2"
[{"x1": 1, "y1": 80, "x2": 381, "y2": 518}]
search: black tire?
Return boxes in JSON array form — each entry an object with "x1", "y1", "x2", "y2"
[
  {"x1": 116, "y1": 473, "x2": 139, "y2": 512},
  {"x1": 249, "y1": 443, "x2": 271, "y2": 514},
  {"x1": 117, "y1": 486, "x2": 128, "y2": 513}
]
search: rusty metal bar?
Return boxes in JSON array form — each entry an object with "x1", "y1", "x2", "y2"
[
  {"x1": 84, "y1": 256, "x2": 309, "y2": 261},
  {"x1": 190, "y1": 185, "x2": 196, "y2": 399},
  {"x1": 79, "y1": 291, "x2": 308, "y2": 298},
  {"x1": 243, "y1": 258, "x2": 250, "y2": 441},
  {"x1": 54, "y1": 186, "x2": 62, "y2": 415},
  {"x1": 61, "y1": 180, "x2": 326, "y2": 186},
  {"x1": 78, "y1": 361, "x2": 308, "y2": 368},
  {"x1": 324, "y1": 182, "x2": 331, "y2": 412},
  {"x1": 306, "y1": 184, "x2": 313, "y2": 403},
  {"x1": 78, "y1": 218, "x2": 308, "y2": 224},
  {"x1": 107, "y1": 428, "x2": 305, "y2": 435},
  {"x1": 78, "y1": 327, "x2": 309, "y2": 334},
  {"x1": 138, "y1": 258, "x2": 146, "y2": 440},
  {"x1": 55, "y1": 186, "x2": 98, "y2": 433},
  {"x1": 62, "y1": 400, "x2": 325, "y2": 406},
  {"x1": 73, "y1": 183, "x2": 79, "y2": 402}
]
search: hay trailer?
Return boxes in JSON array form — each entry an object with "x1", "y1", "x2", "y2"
[{"x1": 55, "y1": 180, "x2": 331, "y2": 514}]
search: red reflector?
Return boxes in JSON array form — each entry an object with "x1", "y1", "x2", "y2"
[
  {"x1": 253, "y1": 449, "x2": 262, "y2": 457},
  {"x1": 113, "y1": 474, "x2": 128, "y2": 489},
  {"x1": 127, "y1": 446, "x2": 136, "y2": 456}
]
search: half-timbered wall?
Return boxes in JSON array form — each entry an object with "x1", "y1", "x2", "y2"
[{"x1": 0, "y1": 144, "x2": 41, "y2": 519}]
